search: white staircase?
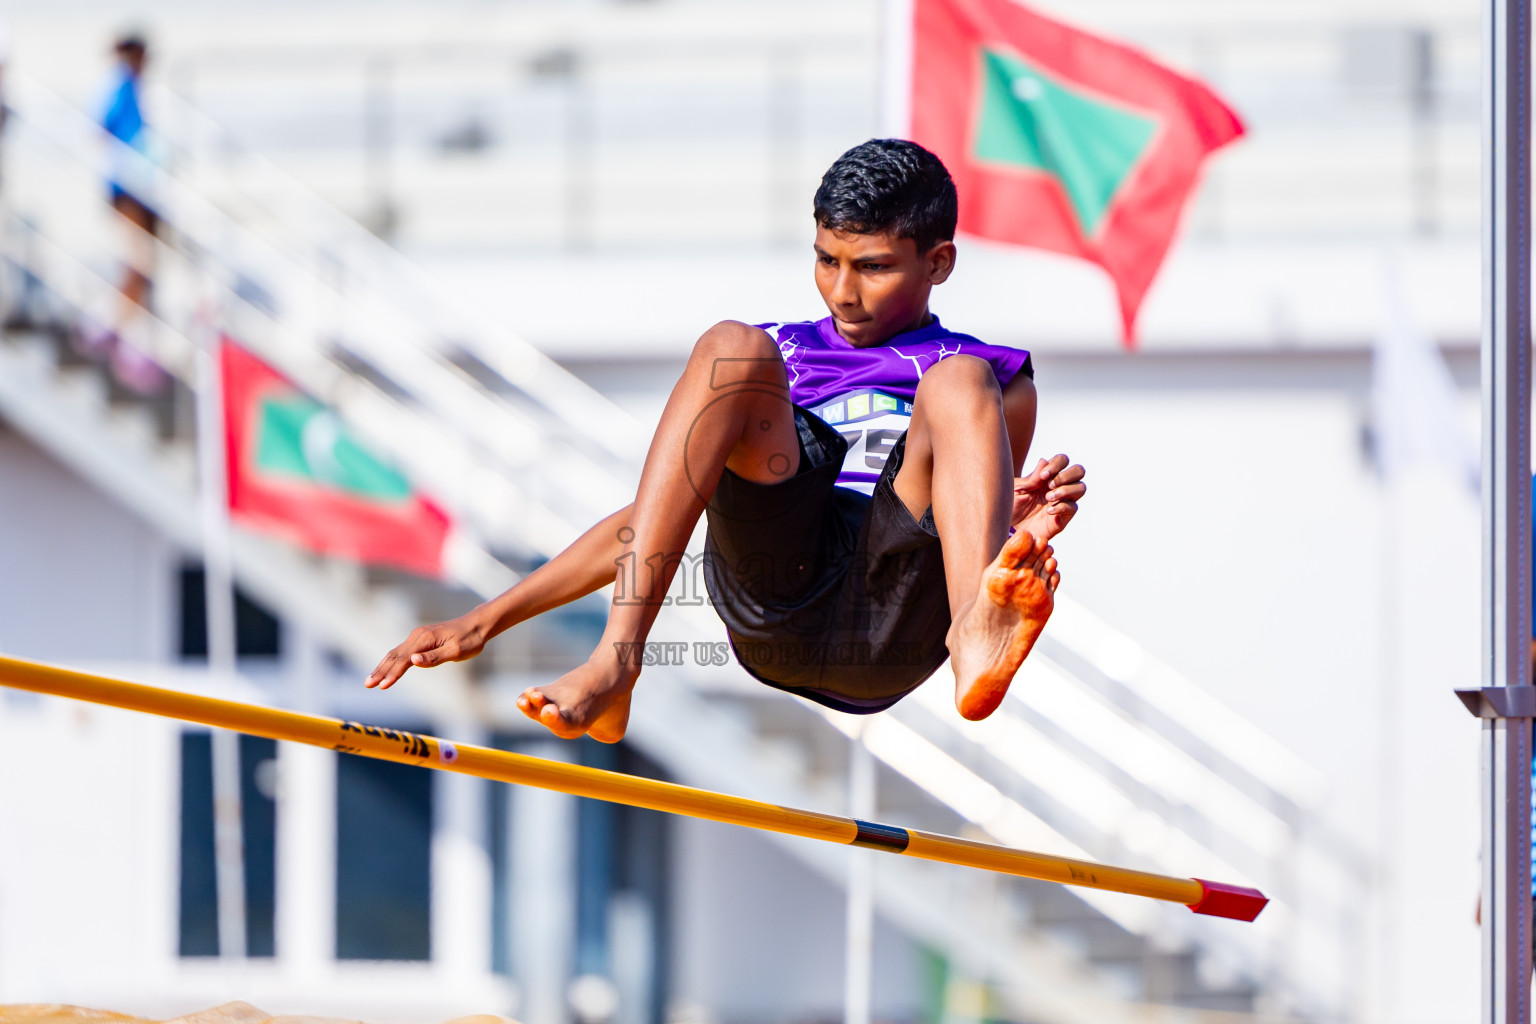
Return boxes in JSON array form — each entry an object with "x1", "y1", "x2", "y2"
[{"x1": 0, "y1": 71, "x2": 1365, "y2": 1023}]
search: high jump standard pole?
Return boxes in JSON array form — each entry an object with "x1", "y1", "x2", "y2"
[
  {"x1": 0, "y1": 654, "x2": 1267, "y2": 922},
  {"x1": 1457, "y1": 0, "x2": 1533, "y2": 1016}
]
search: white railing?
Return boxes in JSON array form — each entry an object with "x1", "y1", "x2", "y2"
[
  {"x1": 6, "y1": 72, "x2": 633, "y2": 562},
  {"x1": 144, "y1": 11, "x2": 1478, "y2": 249},
  {"x1": 902, "y1": 602, "x2": 1369, "y2": 1017}
]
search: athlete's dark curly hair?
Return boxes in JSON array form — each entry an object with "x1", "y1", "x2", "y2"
[{"x1": 812, "y1": 139, "x2": 958, "y2": 252}]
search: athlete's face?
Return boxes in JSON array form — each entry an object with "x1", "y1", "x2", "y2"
[{"x1": 813, "y1": 226, "x2": 956, "y2": 348}]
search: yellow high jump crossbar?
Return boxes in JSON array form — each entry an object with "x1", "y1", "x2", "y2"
[{"x1": 0, "y1": 653, "x2": 1267, "y2": 921}]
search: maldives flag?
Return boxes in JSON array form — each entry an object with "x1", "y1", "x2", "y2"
[
  {"x1": 221, "y1": 339, "x2": 452, "y2": 576},
  {"x1": 911, "y1": 0, "x2": 1244, "y2": 345}
]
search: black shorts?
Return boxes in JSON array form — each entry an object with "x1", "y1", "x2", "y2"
[
  {"x1": 702, "y1": 406, "x2": 950, "y2": 714},
  {"x1": 109, "y1": 188, "x2": 160, "y2": 231}
]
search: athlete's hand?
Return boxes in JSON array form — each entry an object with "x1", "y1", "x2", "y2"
[
  {"x1": 1012, "y1": 454, "x2": 1086, "y2": 542},
  {"x1": 365, "y1": 613, "x2": 491, "y2": 690}
]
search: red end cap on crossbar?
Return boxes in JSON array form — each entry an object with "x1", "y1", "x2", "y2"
[{"x1": 1187, "y1": 879, "x2": 1269, "y2": 922}]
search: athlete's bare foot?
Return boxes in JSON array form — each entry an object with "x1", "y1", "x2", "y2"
[
  {"x1": 516, "y1": 655, "x2": 638, "y2": 743},
  {"x1": 947, "y1": 529, "x2": 1059, "y2": 722}
]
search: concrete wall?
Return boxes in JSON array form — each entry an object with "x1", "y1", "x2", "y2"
[
  {"x1": 0, "y1": 422, "x2": 178, "y2": 664},
  {"x1": 1032, "y1": 355, "x2": 1481, "y2": 1023},
  {"x1": 671, "y1": 817, "x2": 925, "y2": 1024},
  {"x1": 0, "y1": 691, "x2": 182, "y2": 1006}
]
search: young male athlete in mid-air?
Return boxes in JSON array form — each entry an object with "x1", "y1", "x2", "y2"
[{"x1": 365, "y1": 140, "x2": 1087, "y2": 740}]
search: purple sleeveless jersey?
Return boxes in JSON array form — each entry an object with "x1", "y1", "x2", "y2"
[{"x1": 759, "y1": 316, "x2": 1033, "y2": 494}]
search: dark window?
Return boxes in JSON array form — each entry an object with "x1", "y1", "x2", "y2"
[
  {"x1": 177, "y1": 732, "x2": 278, "y2": 957},
  {"x1": 487, "y1": 738, "x2": 670, "y2": 1024},
  {"x1": 335, "y1": 751, "x2": 433, "y2": 960},
  {"x1": 178, "y1": 564, "x2": 282, "y2": 659},
  {"x1": 575, "y1": 755, "x2": 616, "y2": 977},
  {"x1": 606, "y1": 745, "x2": 672, "y2": 1024},
  {"x1": 489, "y1": 752, "x2": 511, "y2": 977}
]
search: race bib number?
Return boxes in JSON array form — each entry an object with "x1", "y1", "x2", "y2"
[{"x1": 811, "y1": 389, "x2": 913, "y2": 495}]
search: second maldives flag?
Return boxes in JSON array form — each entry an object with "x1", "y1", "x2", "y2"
[
  {"x1": 222, "y1": 339, "x2": 451, "y2": 577},
  {"x1": 911, "y1": 0, "x2": 1244, "y2": 344}
]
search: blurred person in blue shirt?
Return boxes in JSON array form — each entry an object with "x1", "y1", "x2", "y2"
[
  {"x1": 84, "y1": 32, "x2": 166, "y2": 394},
  {"x1": 102, "y1": 33, "x2": 153, "y2": 223}
]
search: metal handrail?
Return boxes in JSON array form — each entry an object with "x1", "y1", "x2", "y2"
[{"x1": 7, "y1": 73, "x2": 636, "y2": 537}]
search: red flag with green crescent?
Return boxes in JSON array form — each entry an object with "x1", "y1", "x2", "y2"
[
  {"x1": 221, "y1": 339, "x2": 451, "y2": 577},
  {"x1": 911, "y1": 0, "x2": 1244, "y2": 345}
]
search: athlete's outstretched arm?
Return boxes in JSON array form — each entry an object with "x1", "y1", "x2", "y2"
[{"x1": 365, "y1": 503, "x2": 634, "y2": 689}]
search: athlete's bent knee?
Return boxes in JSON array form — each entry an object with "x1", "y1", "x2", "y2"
[
  {"x1": 914, "y1": 354, "x2": 1000, "y2": 400},
  {"x1": 692, "y1": 321, "x2": 779, "y2": 361},
  {"x1": 691, "y1": 321, "x2": 786, "y2": 390}
]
